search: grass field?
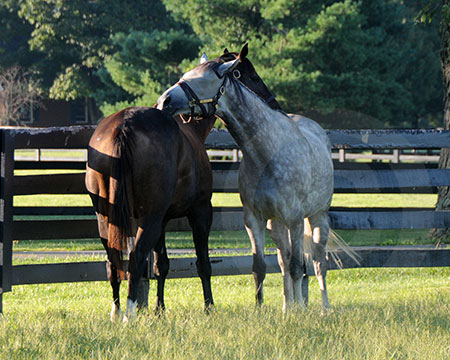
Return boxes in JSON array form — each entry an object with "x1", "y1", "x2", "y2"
[
  {"x1": 3, "y1": 171, "x2": 449, "y2": 358},
  {"x1": 1, "y1": 268, "x2": 449, "y2": 359}
]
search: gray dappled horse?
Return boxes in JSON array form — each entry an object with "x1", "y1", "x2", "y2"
[{"x1": 157, "y1": 45, "x2": 338, "y2": 312}]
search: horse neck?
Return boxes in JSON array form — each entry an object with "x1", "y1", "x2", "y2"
[
  {"x1": 218, "y1": 79, "x2": 292, "y2": 161},
  {"x1": 184, "y1": 116, "x2": 216, "y2": 144}
]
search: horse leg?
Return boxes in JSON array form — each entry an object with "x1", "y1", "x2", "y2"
[
  {"x1": 302, "y1": 218, "x2": 314, "y2": 307},
  {"x1": 101, "y1": 238, "x2": 123, "y2": 322},
  {"x1": 288, "y1": 220, "x2": 305, "y2": 308},
  {"x1": 244, "y1": 209, "x2": 266, "y2": 306},
  {"x1": 124, "y1": 215, "x2": 164, "y2": 322},
  {"x1": 269, "y1": 220, "x2": 294, "y2": 312},
  {"x1": 153, "y1": 231, "x2": 169, "y2": 313},
  {"x1": 126, "y1": 237, "x2": 150, "y2": 311},
  {"x1": 309, "y1": 212, "x2": 330, "y2": 311},
  {"x1": 188, "y1": 201, "x2": 214, "y2": 309}
]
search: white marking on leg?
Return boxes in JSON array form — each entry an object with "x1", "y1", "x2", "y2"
[
  {"x1": 317, "y1": 274, "x2": 330, "y2": 311},
  {"x1": 110, "y1": 302, "x2": 122, "y2": 322},
  {"x1": 282, "y1": 274, "x2": 294, "y2": 313},
  {"x1": 293, "y1": 278, "x2": 305, "y2": 308},
  {"x1": 123, "y1": 298, "x2": 137, "y2": 323}
]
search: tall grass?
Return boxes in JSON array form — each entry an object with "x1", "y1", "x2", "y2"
[{"x1": 1, "y1": 268, "x2": 449, "y2": 359}]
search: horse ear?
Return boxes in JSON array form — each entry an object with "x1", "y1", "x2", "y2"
[
  {"x1": 223, "y1": 48, "x2": 229, "y2": 54},
  {"x1": 238, "y1": 43, "x2": 248, "y2": 61},
  {"x1": 216, "y1": 58, "x2": 240, "y2": 78},
  {"x1": 200, "y1": 52, "x2": 208, "y2": 64}
]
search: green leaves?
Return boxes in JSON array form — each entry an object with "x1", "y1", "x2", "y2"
[{"x1": 100, "y1": 29, "x2": 201, "y2": 110}]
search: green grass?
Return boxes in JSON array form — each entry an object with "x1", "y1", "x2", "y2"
[
  {"x1": 1, "y1": 268, "x2": 449, "y2": 359},
  {"x1": 15, "y1": 149, "x2": 86, "y2": 161},
  {"x1": 213, "y1": 192, "x2": 438, "y2": 208},
  {"x1": 12, "y1": 231, "x2": 256, "y2": 253},
  {"x1": 13, "y1": 192, "x2": 437, "y2": 209},
  {"x1": 11, "y1": 228, "x2": 438, "y2": 254}
]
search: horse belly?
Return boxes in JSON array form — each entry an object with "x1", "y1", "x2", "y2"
[
  {"x1": 239, "y1": 168, "x2": 305, "y2": 223},
  {"x1": 239, "y1": 148, "x2": 332, "y2": 222}
]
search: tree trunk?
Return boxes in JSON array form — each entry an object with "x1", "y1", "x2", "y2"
[
  {"x1": 431, "y1": 4, "x2": 450, "y2": 241},
  {"x1": 86, "y1": 97, "x2": 102, "y2": 124}
]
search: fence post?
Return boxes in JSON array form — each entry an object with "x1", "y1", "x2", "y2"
[
  {"x1": 392, "y1": 149, "x2": 400, "y2": 163},
  {"x1": 339, "y1": 149, "x2": 345, "y2": 162},
  {"x1": 0, "y1": 129, "x2": 15, "y2": 313}
]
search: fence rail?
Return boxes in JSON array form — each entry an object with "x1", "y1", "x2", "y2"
[{"x1": 1, "y1": 126, "x2": 450, "y2": 313}]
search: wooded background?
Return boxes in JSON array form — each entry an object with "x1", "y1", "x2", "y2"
[{"x1": 0, "y1": 0, "x2": 444, "y2": 129}]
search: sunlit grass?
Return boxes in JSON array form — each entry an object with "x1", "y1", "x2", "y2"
[
  {"x1": 14, "y1": 192, "x2": 437, "y2": 208},
  {"x1": 332, "y1": 193, "x2": 437, "y2": 208},
  {"x1": 14, "y1": 194, "x2": 92, "y2": 207},
  {"x1": 15, "y1": 149, "x2": 86, "y2": 160},
  {"x1": 214, "y1": 193, "x2": 439, "y2": 208},
  {"x1": 1, "y1": 268, "x2": 449, "y2": 359}
]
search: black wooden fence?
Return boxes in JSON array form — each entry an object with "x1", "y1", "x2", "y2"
[{"x1": 1, "y1": 127, "x2": 450, "y2": 313}]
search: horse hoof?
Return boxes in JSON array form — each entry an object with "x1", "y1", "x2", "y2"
[
  {"x1": 204, "y1": 303, "x2": 215, "y2": 315},
  {"x1": 110, "y1": 303, "x2": 123, "y2": 322},
  {"x1": 320, "y1": 307, "x2": 331, "y2": 316},
  {"x1": 153, "y1": 305, "x2": 166, "y2": 317}
]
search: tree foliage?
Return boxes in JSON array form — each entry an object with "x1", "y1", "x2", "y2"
[
  {"x1": 164, "y1": 0, "x2": 443, "y2": 128},
  {"x1": 0, "y1": 0, "x2": 198, "y2": 120},
  {"x1": 0, "y1": 0, "x2": 444, "y2": 127}
]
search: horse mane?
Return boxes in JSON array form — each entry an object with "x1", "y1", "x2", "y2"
[
  {"x1": 108, "y1": 117, "x2": 135, "y2": 250},
  {"x1": 227, "y1": 74, "x2": 288, "y2": 117}
]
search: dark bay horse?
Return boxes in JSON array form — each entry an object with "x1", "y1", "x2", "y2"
[{"x1": 85, "y1": 52, "x2": 280, "y2": 321}]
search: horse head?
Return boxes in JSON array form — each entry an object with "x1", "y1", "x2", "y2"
[
  {"x1": 157, "y1": 44, "x2": 280, "y2": 116},
  {"x1": 217, "y1": 47, "x2": 281, "y2": 110}
]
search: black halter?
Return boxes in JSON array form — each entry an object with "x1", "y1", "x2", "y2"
[
  {"x1": 177, "y1": 75, "x2": 227, "y2": 118},
  {"x1": 176, "y1": 68, "x2": 278, "y2": 118}
]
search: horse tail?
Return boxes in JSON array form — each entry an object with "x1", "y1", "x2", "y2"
[
  {"x1": 325, "y1": 230, "x2": 360, "y2": 269},
  {"x1": 108, "y1": 122, "x2": 134, "y2": 251},
  {"x1": 303, "y1": 220, "x2": 360, "y2": 274}
]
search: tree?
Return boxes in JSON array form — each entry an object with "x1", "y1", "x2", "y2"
[
  {"x1": 0, "y1": 1, "x2": 36, "y2": 71},
  {"x1": 99, "y1": 29, "x2": 201, "y2": 115},
  {"x1": 0, "y1": 65, "x2": 42, "y2": 126},
  {"x1": 2, "y1": 0, "x2": 193, "y2": 122},
  {"x1": 419, "y1": 0, "x2": 450, "y2": 241},
  {"x1": 436, "y1": 3, "x2": 450, "y2": 240}
]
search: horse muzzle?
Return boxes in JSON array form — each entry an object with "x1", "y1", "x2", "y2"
[{"x1": 157, "y1": 85, "x2": 188, "y2": 116}]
